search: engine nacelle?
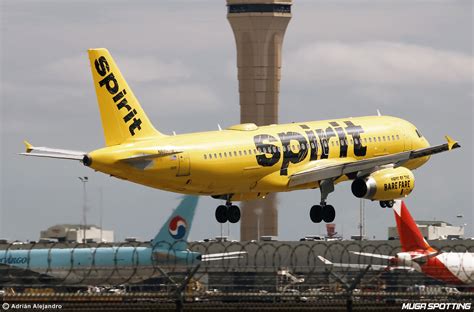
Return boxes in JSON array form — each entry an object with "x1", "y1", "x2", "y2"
[{"x1": 351, "y1": 167, "x2": 415, "y2": 201}]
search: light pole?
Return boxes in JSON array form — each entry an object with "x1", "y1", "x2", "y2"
[
  {"x1": 255, "y1": 208, "x2": 263, "y2": 242},
  {"x1": 78, "y1": 176, "x2": 88, "y2": 244}
]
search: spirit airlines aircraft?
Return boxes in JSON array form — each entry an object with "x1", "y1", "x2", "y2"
[
  {"x1": 0, "y1": 196, "x2": 244, "y2": 286},
  {"x1": 319, "y1": 201, "x2": 474, "y2": 286},
  {"x1": 21, "y1": 49, "x2": 460, "y2": 224}
]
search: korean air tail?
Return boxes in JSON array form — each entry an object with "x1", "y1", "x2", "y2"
[
  {"x1": 88, "y1": 48, "x2": 165, "y2": 146},
  {"x1": 393, "y1": 201, "x2": 436, "y2": 253},
  {"x1": 151, "y1": 196, "x2": 199, "y2": 252}
]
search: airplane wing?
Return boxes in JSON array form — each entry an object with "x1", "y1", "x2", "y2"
[
  {"x1": 318, "y1": 256, "x2": 389, "y2": 271},
  {"x1": 19, "y1": 141, "x2": 86, "y2": 161},
  {"x1": 318, "y1": 256, "x2": 413, "y2": 271},
  {"x1": 200, "y1": 251, "x2": 247, "y2": 262},
  {"x1": 289, "y1": 136, "x2": 460, "y2": 187},
  {"x1": 350, "y1": 251, "x2": 395, "y2": 260}
]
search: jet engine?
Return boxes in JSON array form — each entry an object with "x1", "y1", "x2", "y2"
[{"x1": 351, "y1": 167, "x2": 415, "y2": 201}]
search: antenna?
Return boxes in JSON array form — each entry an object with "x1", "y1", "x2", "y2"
[
  {"x1": 376, "y1": 109, "x2": 382, "y2": 116},
  {"x1": 172, "y1": 131, "x2": 176, "y2": 136},
  {"x1": 218, "y1": 124, "x2": 222, "y2": 131}
]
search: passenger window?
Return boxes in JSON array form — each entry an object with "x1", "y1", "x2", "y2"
[
  {"x1": 378, "y1": 137, "x2": 381, "y2": 142},
  {"x1": 369, "y1": 138, "x2": 372, "y2": 143},
  {"x1": 224, "y1": 152, "x2": 227, "y2": 157},
  {"x1": 234, "y1": 151, "x2": 238, "y2": 157},
  {"x1": 219, "y1": 153, "x2": 222, "y2": 158},
  {"x1": 396, "y1": 135, "x2": 400, "y2": 140},
  {"x1": 209, "y1": 154, "x2": 212, "y2": 159},
  {"x1": 204, "y1": 154, "x2": 207, "y2": 160},
  {"x1": 387, "y1": 136, "x2": 390, "y2": 141},
  {"x1": 392, "y1": 135, "x2": 395, "y2": 141},
  {"x1": 335, "y1": 141, "x2": 339, "y2": 146},
  {"x1": 331, "y1": 141, "x2": 335, "y2": 147},
  {"x1": 254, "y1": 149, "x2": 257, "y2": 154},
  {"x1": 244, "y1": 150, "x2": 247, "y2": 155},
  {"x1": 383, "y1": 136, "x2": 386, "y2": 141},
  {"x1": 239, "y1": 151, "x2": 242, "y2": 156},
  {"x1": 364, "y1": 138, "x2": 367, "y2": 143},
  {"x1": 214, "y1": 153, "x2": 217, "y2": 158}
]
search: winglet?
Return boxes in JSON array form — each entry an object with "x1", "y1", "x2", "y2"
[
  {"x1": 445, "y1": 135, "x2": 460, "y2": 150},
  {"x1": 24, "y1": 141, "x2": 33, "y2": 153}
]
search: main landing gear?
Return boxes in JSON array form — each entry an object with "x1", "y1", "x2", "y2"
[
  {"x1": 379, "y1": 200, "x2": 395, "y2": 208},
  {"x1": 215, "y1": 199, "x2": 241, "y2": 224},
  {"x1": 310, "y1": 179, "x2": 336, "y2": 223}
]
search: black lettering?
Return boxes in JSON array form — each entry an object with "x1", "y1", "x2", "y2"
[
  {"x1": 300, "y1": 125, "x2": 318, "y2": 161},
  {"x1": 129, "y1": 118, "x2": 142, "y2": 136},
  {"x1": 331, "y1": 122, "x2": 348, "y2": 158},
  {"x1": 344, "y1": 121, "x2": 367, "y2": 157},
  {"x1": 317, "y1": 127, "x2": 336, "y2": 159},
  {"x1": 123, "y1": 109, "x2": 137, "y2": 123},
  {"x1": 94, "y1": 56, "x2": 109, "y2": 76},
  {"x1": 278, "y1": 131, "x2": 308, "y2": 175},
  {"x1": 253, "y1": 134, "x2": 280, "y2": 167},
  {"x1": 99, "y1": 73, "x2": 119, "y2": 95},
  {"x1": 113, "y1": 89, "x2": 127, "y2": 103},
  {"x1": 117, "y1": 98, "x2": 132, "y2": 111}
]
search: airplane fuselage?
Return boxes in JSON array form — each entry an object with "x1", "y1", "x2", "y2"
[
  {"x1": 88, "y1": 115, "x2": 430, "y2": 200},
  {"x1": 0, "y1": 247, "x2": 200, "y2": 285}
]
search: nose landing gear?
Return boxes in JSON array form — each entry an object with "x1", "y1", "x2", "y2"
[{"x1": 380, "y1": 200, "x2": 395, "y2": 208}]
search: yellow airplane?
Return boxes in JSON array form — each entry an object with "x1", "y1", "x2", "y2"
[{"x1": 21, "y1": 49, "x2": 460, "y2": 224}]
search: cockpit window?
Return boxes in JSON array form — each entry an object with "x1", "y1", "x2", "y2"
[{"x1": 415, "y1": 129, "x2": 423, "y2": 138}]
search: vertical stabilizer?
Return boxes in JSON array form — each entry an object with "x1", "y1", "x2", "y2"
[
  {"x1": 88, "y1": 48, "x2": 164, "y2": 146},
  {"x1": 151, "y1": 196, "x2": 199, "y2": 251},
  {"x1": 393, "y1": 201, "x2": 435, "y2": 252}
]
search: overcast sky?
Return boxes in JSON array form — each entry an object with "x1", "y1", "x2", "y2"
[{"x1": 1, "y1": 0, "x2": 472, "y2": 242}]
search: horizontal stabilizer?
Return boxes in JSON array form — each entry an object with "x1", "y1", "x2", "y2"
[
  {"x1": 20, "y1": 141, "x2": 86, "y2": 161},
  {"x1": 120, "y1": 150, "x2": 183, "y2": 170},
  {"x1": 200, "y1": 251, "x2": 247, "y2": 262}
]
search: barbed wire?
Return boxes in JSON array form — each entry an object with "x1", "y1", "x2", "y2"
[{"x1": 0, "y1": 241, "x2": 473, "y2": 289}]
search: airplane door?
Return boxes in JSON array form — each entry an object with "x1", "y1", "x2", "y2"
[{"x1": 177, "y1": 153, "x2": 190, "y2": 176}]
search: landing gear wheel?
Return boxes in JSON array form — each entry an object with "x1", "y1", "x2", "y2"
[
  {"x1": 310, "y1": 205, "x2": 323, "y2": 223},
  {"x1": 386, "y1": 200, "x2": 394, "y2": 208},
  {"x1": 380, "y1": 201, "x2": 387, "y2": 208},
  {"x1": 215, "y1": 205, "x2": 228, "y2": 223},
  {"x1": 322, "y1": 205, "x2": 336, "y2": 223},
  {"x1": 228, "y1": 205, "x2": 241, "y2": 223}
]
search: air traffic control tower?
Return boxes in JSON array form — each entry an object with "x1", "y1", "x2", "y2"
[{"x1": 226, "y1": 0, "x2": 292, "y2": 241}]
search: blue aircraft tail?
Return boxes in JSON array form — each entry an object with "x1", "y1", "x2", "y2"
[{"x1": 151, "y1": 196, "x2": 199, "y2": 251}]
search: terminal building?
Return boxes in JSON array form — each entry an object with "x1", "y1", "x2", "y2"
[
  {"x1": 388, "y1": 220, "x2": 464, "y2": 240},
  {"x1": 40, "y1": 224, "x2": 114, "y2": 243}
]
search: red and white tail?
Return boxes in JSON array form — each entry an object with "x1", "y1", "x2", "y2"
[{"x1": 393, "y1": 201, "x2": 436, "y2": 253}]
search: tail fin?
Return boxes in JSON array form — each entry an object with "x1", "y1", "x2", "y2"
[
  {"x1": 393, "y1": 201, "x2": 436, "y2": 253},
  {"x1": 88, "y1": 48, "x2": 164, "y2": 146},
  {"x1": 151, "y1": 196, "x2": 199, "y2": 251}
]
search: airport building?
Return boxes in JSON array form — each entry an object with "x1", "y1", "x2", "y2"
[
  {"x1": 388, "y1": 220, "x2": 464, "y2": 240},
  {"x1": 40, "y1": 224, "x2": 114, "y2": 243},
  {"x1": 226, "y1": 0, "x2": 293, "y2": 241}
]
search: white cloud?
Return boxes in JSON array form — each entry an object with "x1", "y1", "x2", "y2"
[
  {"x1": 147, "y1": 84, "x2": 221, "y2": 112},
  {"x1": 285, "y1": 41, "x2": 473, "y2": 86},
  {"x1": 119, "y1": 57, "x2": 192, "y2": 83},
  {"x1": 46, "y1": 55, "x2": 192, "y2": 84}
]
